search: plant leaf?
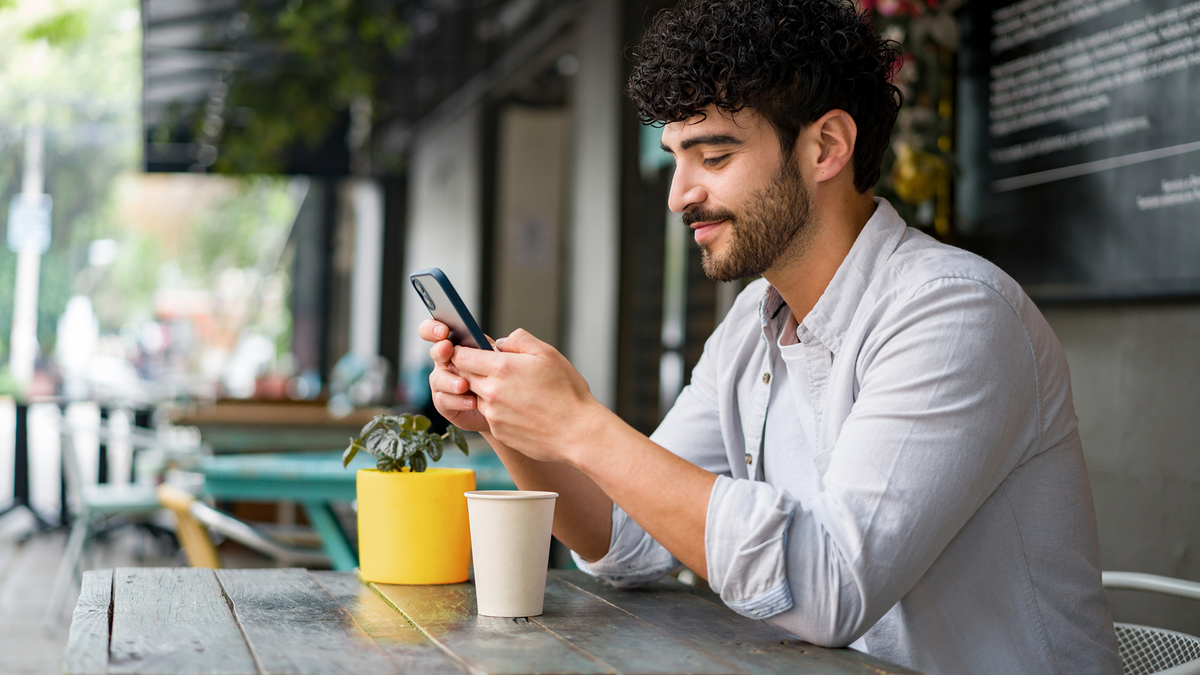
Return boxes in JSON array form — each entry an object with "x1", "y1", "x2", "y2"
[
  {"x1": 342, "y1": 440, "x2": 361, "y2": 468},
  {"x1": 385, "y1": 431, "x2": 403, "y2": 460},
  {"x1": 399, "y1": 413, "x2": 416, "y2": 432},
  {"x1": 447, "y1": 426, "x2": 469, "y2": 456},
  {"x1": 428, "y1": 434, "x2": 444, "y2": 462},
  {"x1": 364, "y1": 427, "x2": 387, "y2": 457},
  {"x1": 358, "y1": 416, "x2": 383, "y2": 439},
  {"x1": 411, "y1": 414, "x2": 432, "y2": 432},
  {"x1": 409, "y1": 452, "x2": 427, "y2": 473}
]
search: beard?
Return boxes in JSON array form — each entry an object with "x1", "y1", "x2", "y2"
[{"x1": 682, "y1": 155, "x2": 815, "y2": 282}]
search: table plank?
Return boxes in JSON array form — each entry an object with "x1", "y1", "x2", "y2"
[
  {"x1": 534, "y1": 576, "x2": 745, "y2": 674},
  {"x1": 370, "y1": 581, "x2": 616, "y2": 675},
  {"x1": 311, "y1": 572, "x2": 467, "y2": 675},
  {"x1": 108, "y1": 568, "x2": 258, "y2": 675},
  {"x1": 217, "y1": 568, "x2": 399, "y2": 675},
  {"x1": 61, "y1": 569, "x2": 112, "y2": 675},
  {"x1": 553, "y1": 571, "x2": 921, "y2": 675}
]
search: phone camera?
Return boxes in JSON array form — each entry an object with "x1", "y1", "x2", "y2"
[{"x1": 413, "y1": 279, "x2": 436, "y2": 311}]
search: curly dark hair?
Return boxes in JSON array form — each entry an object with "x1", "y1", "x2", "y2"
[{"x1": 626, "y1": 0, "x2": 902, "y2": 193}]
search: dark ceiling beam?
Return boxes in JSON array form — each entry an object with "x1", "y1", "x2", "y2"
[
  {"x1": 142, "y1": 0, "x2": 240, "y2": 26},
  {"x1": 401, "y1": 0, "x2": 584, "y2": 152}
]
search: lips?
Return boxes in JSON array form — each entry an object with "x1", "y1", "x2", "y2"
[{"x1": 691, "y1": 220, "x2": 725, "y2": 243}]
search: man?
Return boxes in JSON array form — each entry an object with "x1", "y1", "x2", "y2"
[{"x1": 420, "y1": 1, "x2": 1120, "y2": 672}]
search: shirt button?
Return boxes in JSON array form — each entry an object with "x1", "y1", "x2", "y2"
[
  {"x1": 762, "y1": 373, "x2": 771, "y2": 384},
  {"x1": 745, "y1": 453, "x2": 753, "y2": 465}
]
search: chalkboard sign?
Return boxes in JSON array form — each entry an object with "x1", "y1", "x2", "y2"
[{"x1": 957, "y1": 0, "x2": 1200, "y2": 299}]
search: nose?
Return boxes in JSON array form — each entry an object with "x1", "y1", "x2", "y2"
[{"x1": 667, "y1": 165, "x2": 707, "y2": 214}]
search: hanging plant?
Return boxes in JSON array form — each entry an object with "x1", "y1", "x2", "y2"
[{"x1": 860, "y1": 0, "x2": 965, "y2": 239}]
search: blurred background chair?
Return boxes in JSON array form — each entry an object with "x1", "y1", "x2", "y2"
[
  {"x1": 156, "y1": 482, "x2": 330, "y2": 569},
  {"x1": 42, "y1": 413, "x2": 201, "y2": 633},
  {"x1": 1103, "y1": 571, "x2": 1200, "y2": 675}
]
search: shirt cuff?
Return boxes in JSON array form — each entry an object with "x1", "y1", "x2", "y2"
[
  {"x1": 570, "y1": 501, "x2": 679, "y2": 588},
  {"x1": 706, "y1": 474, "x2": 795, "y2": 618},
  {"x1": 724, "y1": 579, "x2": 794, "y2": 619}
]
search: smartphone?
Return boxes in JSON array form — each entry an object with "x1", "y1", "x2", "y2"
[{"x1": 410, "y1": 268, "x2": 492, "y2": 350}]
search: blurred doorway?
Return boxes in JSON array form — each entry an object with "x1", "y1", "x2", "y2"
[
  {"x1": 483, "y1": 35, "x2": 575, "y2": 350},
  {"x1": 489, "y1": 105, "x2": 569, "y2": 347}
]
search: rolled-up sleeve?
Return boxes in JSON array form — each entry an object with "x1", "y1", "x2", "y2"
[
  {"x1": 571, "y1": 502, "x2": 680, "y2": 586},
  {"x1": 706, "y1": 476, "x2": 795, "y2": 618}
]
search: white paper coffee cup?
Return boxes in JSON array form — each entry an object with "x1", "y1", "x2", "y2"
[{"x1": 465, "y1": 490, "x2": 558, "y2": 617}]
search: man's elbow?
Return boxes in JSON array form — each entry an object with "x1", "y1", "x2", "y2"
[{"x1": 762, "y1": 593, "x2": 874, "y2": 648}]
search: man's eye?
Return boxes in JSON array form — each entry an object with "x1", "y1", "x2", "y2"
[{"x1": 703, "y1": 154, "x2": 729, "y2": 167}]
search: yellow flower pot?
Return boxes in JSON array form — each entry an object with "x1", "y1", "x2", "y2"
[{"x1": 356, "y1": 467, "x2": 475, "y2": 584}]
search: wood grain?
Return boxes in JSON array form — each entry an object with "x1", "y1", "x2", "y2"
[
  {"x1": 217, "y1": 568, "x2": 398, "y2": 675},
  {"x1": 370, "y1": 580, "x2": 615, "y2": 675},
  {"x1": 552, "y1": 571, "x2": 921, "y2": 675},
  {"x1": 61, "y1": 569, "x2": 112, "y2": 675},
  {"x1": 534, "y1": 576, "x2": 744, "y2": 674},
  {"x1": 108, "y1": 567, "x2": 257, "y2": 675},
  {"x1": 312, "y1": 571, "x2": 467, "y2": 675}
]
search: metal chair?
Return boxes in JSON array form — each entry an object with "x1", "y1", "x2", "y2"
[
  {"x1": 43, "y1": 415, "x2": 200, "y2": 633},
  {"x1": 156, "y1": 482, "x2": 330, "y2": 569},
  {"x1": 1104, "y1": 571, "x2": 1200, "y2": 675}
]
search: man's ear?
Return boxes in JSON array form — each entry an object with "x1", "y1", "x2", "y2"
[{"x1": 803, "y1": 109, "x2": 857, "y2": 184}]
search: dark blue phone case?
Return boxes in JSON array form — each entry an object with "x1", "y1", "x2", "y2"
[{"x1": 410, "y1": 267, "x2": 492, "y2": 350}]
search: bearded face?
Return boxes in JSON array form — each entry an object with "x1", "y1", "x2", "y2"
[{"x1": 682, "y1": 153, "x2": 815, "y2": 282}]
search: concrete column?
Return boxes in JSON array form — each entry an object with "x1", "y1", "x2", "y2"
[{"x1": 348, "y1": 179, "x2": 384, "y2": 362}]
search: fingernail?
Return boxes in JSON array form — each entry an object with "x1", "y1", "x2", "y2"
[
  {"x1": 494, "y1": 338, "x2": 507, "y2": 350},
  {"x1": 436, "y1": 326, "x2": 447, "y2": 338}
]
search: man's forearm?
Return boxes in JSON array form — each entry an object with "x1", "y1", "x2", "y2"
[
  {"x1": 482, "y1": 431, "x2": 614, "y2": 561},
  {"x1": 563, "y1": 409, "x2": 717, "y2": 578}
]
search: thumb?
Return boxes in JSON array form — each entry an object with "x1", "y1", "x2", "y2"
[{"x1": 494, "y1": 328, "x2": 544, "y2": 354}]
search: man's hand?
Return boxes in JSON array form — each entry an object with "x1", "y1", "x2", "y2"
[
  {"x1": 420, "y1": 320, "x2": 615, "y2": 562},
  {"x1": 450, "y1": 329, "x2": 611, "y2": 466},
  {"x1": 419, "y1": 318, "x2": 492, "y2": 434},
  {"x1": 421, "y1": 320, "x2": 714, "y2": 574}
]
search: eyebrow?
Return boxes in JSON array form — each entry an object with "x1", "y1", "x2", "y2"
[{"x1": 660, "y1": 133, "x2": 745, "y2": 153}]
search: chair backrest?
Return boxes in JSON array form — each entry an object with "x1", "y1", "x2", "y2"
[
  {"x1": 58, "y1": 420, "x2": 88, "y2": 517},
  {"x1": 1114, "y1": 623, "x2": 1200, "y2": 675},
  {"x1": 1104, "y1": 572, "x2": 1200, "y2": 675}
]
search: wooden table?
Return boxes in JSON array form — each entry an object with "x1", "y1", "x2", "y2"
[
  {"x1": 169, "y1": 401, "x2": 388, "y2": 454},
  {"x1": 63, "y1": 568, "x2": 919, "y2": 675}
]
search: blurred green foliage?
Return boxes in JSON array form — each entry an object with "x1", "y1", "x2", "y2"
[
  {"x1": 0, "y1": 0, "x2": 140, "y2": 359},
  {"x1": 23, "y1": 9, "x2": 88, "y2": 46},
  {"x1": 209, "y1": 0, "x2": 411, "y2": 174},
  {"x1": 90, "y1": 175, "x2": 299, "y2": 332},
  {"x1": 0, "y1": 1, "x2": 299, "y2": 373}
]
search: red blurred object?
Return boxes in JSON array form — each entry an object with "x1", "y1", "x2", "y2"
[{"x1": 254, "y1": 373, "x2": 289, "y2": 400}]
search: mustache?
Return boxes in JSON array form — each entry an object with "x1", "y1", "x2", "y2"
[{"x1": 682, "y1": 208, "x2": 735, "y2": 227}]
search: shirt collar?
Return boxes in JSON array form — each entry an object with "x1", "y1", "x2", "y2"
[{"x1": 759, "y1": 197, "x2": 907, "y2": 353}]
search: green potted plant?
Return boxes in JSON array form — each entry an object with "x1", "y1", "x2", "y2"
[{"x1": 344, "y1": 413, "x2": 475, "y2": 584}]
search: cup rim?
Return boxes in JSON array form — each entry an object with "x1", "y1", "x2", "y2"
[{"x1": 465, "y1": 490, "x2": 559, "y2": 500}]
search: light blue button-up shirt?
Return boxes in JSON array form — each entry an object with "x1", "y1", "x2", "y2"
[{"x1": 574, "y1": 199, "x2": 1120, "y2": 675}]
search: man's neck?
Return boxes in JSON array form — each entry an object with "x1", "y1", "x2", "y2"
[{"x1": 764, "y1": 191, "x2": 877, "y2": 322}]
